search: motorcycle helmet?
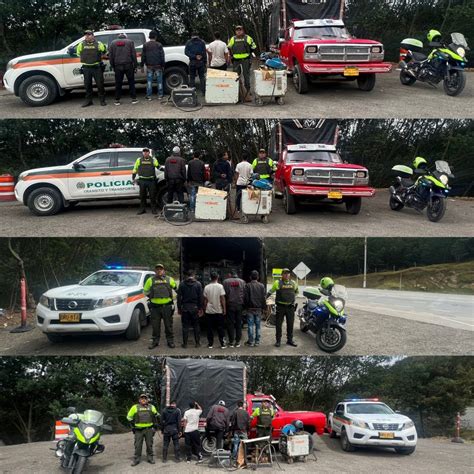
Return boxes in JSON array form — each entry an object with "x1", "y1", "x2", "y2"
[
  {"x1": 427, "y1": 29, "x2": 442, "y2": 43},
  {"x1": 413, "y1": 156, "x2": 428, "y2": 169},
  {"x1": 320, "y1": 277, "x2": 335, "y2": 290},
  {"x1": 293, "y1": 420, "x2": 304, "y2": 431}
]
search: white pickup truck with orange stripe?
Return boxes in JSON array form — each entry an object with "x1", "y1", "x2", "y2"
[
  {"x1": 37, "y1": 267, "x2": 155, "y2": 342},
  {"x1": 4, "y1": 27, "x2": 189, "y2": 106}
]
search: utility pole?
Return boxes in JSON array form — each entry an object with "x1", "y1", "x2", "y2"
[{"x1": 363, "y1": 236, "x2": 367, "y2": 289}]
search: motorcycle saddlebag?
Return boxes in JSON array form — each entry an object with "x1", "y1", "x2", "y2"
[
  {"x1": 163, "y1": 202, "x2": 189, "y2": 222},
  {"x1": 400, "y1": 38, "x2": 424, "y2": 52},
  {"x1": 303, "y1": 287, "x2": 322, "y2": 300},
  {"x1": 391, "y1": 165, "x2": 413, "y2": 178}
]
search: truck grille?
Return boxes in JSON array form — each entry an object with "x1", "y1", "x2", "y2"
[
  {"x1": 54, "y1": 299, "x2": 95, "y2": 311},
  {"x1": 319, "y1": 45, "x2": 371, "y2": 62},
  {"x1": 305, "y1": 169, "x2": 355, "y2": 186},
  {"x1": 372, "y1": 423, "x2": 400, "y2": 431}
]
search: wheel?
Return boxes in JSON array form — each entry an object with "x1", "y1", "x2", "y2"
[
  {"x1": 357, "y1": 73, "x2": 376, "y2": 91},
  {"x1": 329, "y1": 427, "x2": 337, "y2": 438},
  {"x1": 292, "y1": 63, "x2": 308, "y2": 94},
  {"x1": 283, "y1": 187, "x2": 297, "y2": 214},
  {"x1": 240, "y1": 214, "x2": 249, "y2": 224},
  {"x1": 400, "y1": 69, "x2": 417, "y2": 86},
  {"x1": 389, "y1": 195, "x2": 404, "y2": 211},
  {"x1": 72, "y1": 454, "x2": 87, "y2": 474},
  {"x1": 125, "y1": 308, "x2": 141, "y2": 340},
  {"x1": 18, "y1": 75, "x2": 58, "y2": 106},
  {"x1": 340, "y1": 429, "x2": 355, "y2": 452},
  {"x1": 255, "y1": 96, "x2": 264, "y2": 106},
  {"x1": 276, "y1": 96, "x2": 285, "y2": 105},
  {"x1": 426, "y1": 197, "x2": 446, "y2": 222},
  {"x1": 345, "y1": 197, "x2": 362, "y2": 215},
  {"x1": 395, "y1": 446, "x2": 416, "y2": 455},
  {"x1": 201, "y1": 435, "x2": 217, "y2": 455},
  {"x1": 287, "y1": 457, "x2": 294, "y2": 464},
  {"x1": 261, "y1": 215, "x2": 269, "y2": 224},
  {"x1": 163, "y1": 66, "x2": 188, "y2": 94},
  {"x1": 316, "y1": 325, "x2": 347, "y2": 353},
  {"x1": 138, "y1": 306, "x2": 148, "y2": 328},
  {"x1": 46, "y1": 333, "x2": 64, "y2": 343},
  {"x1": 299, "y1": 318, "x2": 309, "y2": 333},
  {"x1": 443, "y1": 70, "x2": 466, "y2": 96},
  {"x1": 27, "y1": 187, "x2": 64, "y2": 216}
]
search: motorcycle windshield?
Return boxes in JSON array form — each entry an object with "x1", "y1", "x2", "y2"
[
  {"x1": 451, "y1": 33, "x2": 468, "y2": 48},
  {"x1": 435, "y1": 160, "x2": 452, "y2": 175},
  {"x1": 332, "y1": 285, "x2": 348, "y2": 301},
  {"x1": 81, "y1": 410, "x2": 104, "y2": 426}
]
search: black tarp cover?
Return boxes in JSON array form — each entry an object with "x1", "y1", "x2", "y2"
[{"x1": 161, "y1": 358, "x2": 247, "y2": 416}]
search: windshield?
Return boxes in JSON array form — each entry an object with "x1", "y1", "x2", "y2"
[
  {"x1": 286, "y1": 151, "x2": 342, "y2": 164},
  {"x1": 80, "y1": 271, "x2": 141, "y2": 287},
  {"x1": 294, "y1": 26, "x2": 350, "y2": 40},
  {"x1": 332, "y1": 284, "x2": 347, "y2": 300},
  {"x1": 451, "y1": 33, "x2": 468, "y2": 48},
  {"x1": 82, "y1": 410, "x2": 104, "y2": 425},
  {"x1": 347, "y1": 403, "x2": 394, "y2": 415},
  {"x1": 435, "y1": 160, "x2": 452, "y2": 175}
]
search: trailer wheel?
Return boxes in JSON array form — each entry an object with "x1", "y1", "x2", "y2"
[
  {"x1": 357, "y1": 73, "x2": 376, "y2": 92},
  {"x1": 293, "y1": 63, "x2": 308, "y2": 94}
]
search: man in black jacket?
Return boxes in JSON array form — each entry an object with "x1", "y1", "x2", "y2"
[
  {"x1": 244, "y1": 270, "x2": 266, "y2": 347},
  {"x1": 141, "y1": 30, "x2": 165, "y2": 100},
  {"x1": 165, "y1": 146, "x2": 187, "y2": 204},
  {"x1": 185, "y1": 32, "x2": 207, "y2": 94},
  {"x1": 161, "y1": 401, "x2": 182, "y2": 463},
  {"x1": 177, "y1": 269, "x2": 203, "y2": 348},
  {"x1": 109, "y1": 32, "x2": 138, "y2": 105},
  {"x1": 187, "y1": 151, "x2": 206, "y2": 212},
  {"x1": 212, "y1": 151, "x2": 233, "y2": 191}
]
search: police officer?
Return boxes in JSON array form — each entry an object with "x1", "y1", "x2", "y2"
[
  {"x1": 267, "y1": 268, "x2": 298, "y2": 347},
  {"x1": 127, "y1": 394, "x2": 159, "y2": 466},
  {"x1": 161, "y1": 400, "x2": 182, "y2": 463},
  {"x1": 250, "y1": 399, "x2": 275, "y2": 438},
  {"x1": 75, "y1": 30, "x2": 107, "y2": 107},
  {"x1": 132, "y1": 148, "x2": 159, "y2": 215},
  {"x1": 144, "y1": 264, "x2": 177, "y2": 349},
  {"x1": 228, "y1": 26, "x2": 257, "y2": 96},
  {"x1": 251, "y1": 148, "x2": 276, "y2": 181},
  {"x1": 164, "y1": 146, "x2": 187, "y2": 204}
]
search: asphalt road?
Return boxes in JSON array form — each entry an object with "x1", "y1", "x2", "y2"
[
  {"x1": 0, "y1": 193, "x2": 472, "y2": 238},
  {"x1": 0, "y1": 433, "x2": 472, "y2": 474},
  {"x1": 1, "y1": 70, "x2": 473, "y2": 119}
]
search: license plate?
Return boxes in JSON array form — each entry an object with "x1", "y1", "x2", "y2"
[
  {"x1": 328, "y1": 190, "x2": 343, "y2": 199},
  {"x1": 379, "y1": 432, "x2": 394, "y2": 439},
  {"x1": 59, "y1": 313, "x2": 81, "y2": 323},
  {"x1": 344, "y1": 66, "x2": 359, "y2": 77}
]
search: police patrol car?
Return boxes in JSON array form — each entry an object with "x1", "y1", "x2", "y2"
[
  {"x1": 3, "y1": 26, "x2": 189, "y2": 106},
  {"x1": 328, "y1": 399, "x2": 417, "y2": 455},
  {"x1": 37, "y1": 267, "x2": 155, "y2": 342},
  {"x1": 15, "y1": 146, "x2": 167, "y2": 215}
]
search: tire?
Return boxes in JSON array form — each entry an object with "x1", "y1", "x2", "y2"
[
  {"x1": 163, "y1": 66, "x2": 188, "y2": 94},
  {"x1": 72, "y1": 455, "x2": 87, "y2": 474},
  {"x1": 443, "y1": 70, "x2": 466, "y2": 97},
  {"x1": 345, "y1": 197, "x2": 362, "y2": 215},
  {"x1": 125, "y1": 308, "x2": 141, "y2": 341},
  {"x1": 316, "y1": 325, "x2": 347, "y2": 353},
  {"x1": 292, "y1": 63, "x2": 309, "y2": 94},
  {"x1": 283, "y1": 187, "x2": 297, "y2": 214},
  {"x1": 357, "y1": 73, "x2": 376, "y2": 91},
  {"x1": 46, "y1": 333, "x2": 64, "y2": 343},
  {"x1": 261, "y1": 215, "x2": 269, "y2": 224},
  {"x1": 18, "y1": 75, "x2": 58, "y2": 107},
  {"x1": 389, "y1": 195, "x2": 404, "y2": 211},
  {"x1": 27, "y1": 187, "x2": 64, "y2": 216},
  {"x1": 276, "y1": 96, "x2": 285, "y2": 105},
  {"x1": 340, "y1": 429, "x2": 355, "y2": 452},
  {"x1": 395, "y1": 446, "x2": 416, "y2": 455},
  {"x1": 201, "y1": 435, "x2": 217, "y2": 455},
  {"x1": 400, "y1": 70, "x2": 417, "y2": 86},
  {"x1": 427, "y1": 197, "x2": 446, "y2": 222}
]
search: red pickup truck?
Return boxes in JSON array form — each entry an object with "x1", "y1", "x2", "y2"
[{"x1": 269, "y1": 1, "x2": 392, "y2": 93}]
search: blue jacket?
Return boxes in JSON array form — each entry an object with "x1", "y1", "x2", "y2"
[{"x1": 185, "y1": 37, "x2": 207, "y2": 62}]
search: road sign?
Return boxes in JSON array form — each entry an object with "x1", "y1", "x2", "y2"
[{"x1": 293, "y1": 262, "x2": 311, "y2": 280}]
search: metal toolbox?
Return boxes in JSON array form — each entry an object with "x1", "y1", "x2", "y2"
[
  {"x1": 205, "y1": 68, "x2": 239, "y2": 104},
  {"x1": 242, "y1": 189, "x2": 272, "y2": 215},
  {"x1": 195, "y1": 187, "x2": 228, "y2": 220},
  {"x1": 253, "y1": 68, "x2": 287, "y2": 105}
]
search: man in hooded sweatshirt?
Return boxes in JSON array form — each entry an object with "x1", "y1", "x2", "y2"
[
  {"x1": 177, "y1": 269, "x2": 204, "y2": 348},
  {"x1": 164, "y1": 146, "x2": 187, "y2": 204},
  {"x1": 161, "y1": 400, "x2": 182, "y2": 463},
  {"x1": 185, "y1": 32, "x2": 207, "y2": 95},
  {"x1": 206, "y1": 400, "x2": 230, "y2": 450}
]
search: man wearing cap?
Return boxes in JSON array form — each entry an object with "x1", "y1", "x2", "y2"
[
  {"x1": 127, "y1": 394, "x2": 159, "y2": 466},
  {"x1": 250, "y1": 399, "x2": 275, "y2": 438},
  {"x1": 223, "y1": 270, "x2": 246, "y2": 348},
  {"x1": 164, "y1": 146, "x2": 187, "y2": 204},
  {"x1": 251, "y1": 148, "x2": 276, "y2": 182},
  {"x1": 75, "y1": 30, "x2": 107, "y2": 107},
  {"x1": 267, "y1": 268, "x2": 298, "y2": 347},
  {"x1": 132, "y1": 148, "x2": 159, "y2": 215},
  {"x1": 109, "y1": 32, "x2": 138, "y2": 106},
  {"x1": 206, "y1": 400, "x2": 230, "y2": 450},
  {"x1": 227, "y1": 26, "x2": 257, "y2": 96},
  {"x1": 144, "y1": 264, "x2": 177, "y2": 349}
]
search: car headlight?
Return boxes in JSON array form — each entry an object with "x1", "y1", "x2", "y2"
[
  {"x1": 371, "y1": 46, "x2": 383, "y2": 54},
  {"x1": 439, "y1": 174, "x2": 449, "y2": 185},
  {"x1": 18, "y1": 172, "x2": 29, "y2": 181},
  {"x1": 333, "y1": 299, "x2": 344, "y2": 312},
  {"x1": 352, "y1": 420, "x2": 368, "y2": 429},
  {"x1": 83, "y1": 426, "x2": 96, "y2": 439},
  {"x1": 292, "y1": 168, "x2": 305, "y2": 182},
  {"x1": 456, "y1": 47, "x2": 466, "y2": 58},
  {"x1": 39, "y1": 295, "x2": 51, "y2": 308},
  {"x1": 403, "y1": 420, "x2": 415, "y2": 430},
  {"x1": 6, "y1": 59, "x2": 19, "y2": 70},
  {"x1": 306, "y1": 46, "x2": 318, "y2": 54},
  {"x1": 95, "y1": 295, "x2": 127, "y2": 308}
]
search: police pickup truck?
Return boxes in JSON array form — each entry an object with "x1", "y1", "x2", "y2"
[
  {"x1": 3, "y1": 26, "x2": 189, "y2": 106},
  {"x1": 327, "y1": 399, "x2": 417, "y2": 455},
  {"x1": 37, "y1": 267, "x2": 155, "y2": 342}
]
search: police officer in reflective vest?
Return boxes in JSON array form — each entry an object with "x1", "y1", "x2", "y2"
[
  {"x1": 251, "y1": 148, "x2": 276, "y2": 181},
  {"x1": 251, "y1": 400, "x2": 275, "y2": 438},
  {"x1": 144, "y1": 263, "x2": 177, "y2": 349},
  {"x1": 132, "y1": 148, "x2": 159, "y2": 215},
  {"x1": 228, "y1": 25, "x2": 257, "y2": 95},
  {"x1": 75, "y1": 30, "x2": 107, "y2": 107},
  {"x1": 127, "y1": 394, "x2": 159, "y2": 466},
  {"x1": 267, "y1": 268, "x2": 298, "y2": 347}
]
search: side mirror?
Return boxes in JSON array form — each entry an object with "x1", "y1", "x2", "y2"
[
  {"x1": 395, "y1": 410, "x2": 401, "y2": 414},
  {"x1": 72, "y1": 162, "x2": 84, "y2": 170}
]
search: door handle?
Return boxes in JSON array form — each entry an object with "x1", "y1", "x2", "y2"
[{"x1": 101, "y1": 172, "x2": 111, "y2": 175}]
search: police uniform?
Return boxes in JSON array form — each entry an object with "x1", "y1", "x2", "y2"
[
  {"x1": 252, "y1": 405, "x2": 275, "y2": 438},
  {"x1": 251, "y1": 155, "x2": 275, "y2": 180},
  {"x1": 228, "y1": 32, "x2": 256, "y2": 91},
  {"x1": 269, "y1": 276, "x2": 298, "y2": 345},
  {"x1": 132, "y1": 153, "x2": 159, "y2": 214}
]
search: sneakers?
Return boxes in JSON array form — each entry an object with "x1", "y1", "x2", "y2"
[
  {"x1": 228, "y1": 342, "x2": 235, "y2": 348},
  {"x1": 132, "y1": 98, "x2": 138, "y2": 104},
  {"x1": 131, "y1": 459, "x2": 140, "y2": 466},
  {"x1": 145, "y1": 96, "x2": 152, "y2": 101},
  {"x1": 208, "y1": 345, "x2": 213, "y2": 349},
  {"x1": 114, "y1": 100, "x2": 121, "y2": 106},
  {"x1": 168, "y1": 342, "x2": 175, "y2": 348},
  {"x1": 255, "y1": 341, "x2": 260, "y2": 346},
  {"x1": 221, "y1": 344, "x2": 227, "y2": 349},
  {"x1": 235, "y1": 342, "x2": 241, "y2": 348},
  {"x1": 287, "y1": 340, "x2": 298, "y2": 347},
  {"x1": 245, "y1": 341, "x2": 255, "y2": 347},
  {"x1": 148, "y1": 340, "x2": 159, "y2": 350},
  {"x1": 81, "y1": 101, "x2": 93, "y2": 108},
  {"x1": 275, "y1": 341, "x2": 281, "y2": 347}
]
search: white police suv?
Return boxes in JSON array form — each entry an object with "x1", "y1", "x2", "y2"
[
  {"x1": 328, "y1": 399, "x2": 417, "y2": 454},
  {"x1": 37, "y1": 267, "x2": 155, "y2": 342}
]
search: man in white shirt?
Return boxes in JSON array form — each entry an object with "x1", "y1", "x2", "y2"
[
  {"x1": 234, "y1": 153, "x2": 253, "y2": 212},
  {"x1": 203, "y1": 272, "x2": 227, "y2": 348},
  {"x1": 183, "y1": 401, "x2": 203, "y2": 463},
  {"x1": 207, "y1": 32, "x2": 229, "y2": 71}
]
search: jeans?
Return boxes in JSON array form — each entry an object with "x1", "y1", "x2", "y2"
[
  {"x1": 247, "y1": 311, "x2": 261, "y2": 344},
  {"x1": 188, "y1": 184, "x2": 198, "y2": 211},
  {"x1": 232, "y1": 431, "x2": 247, "y2": 458},
  {"x1": 146, "y1": 67, "x2": 163, "y2": 98}
]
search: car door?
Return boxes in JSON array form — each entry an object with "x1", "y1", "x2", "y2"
[
  {"x1": 115, "y1": 151, "x2": 143, "y2": 197},
  {"x1": 333, "y1": 404, "x2": 345, "y2": 433}
]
